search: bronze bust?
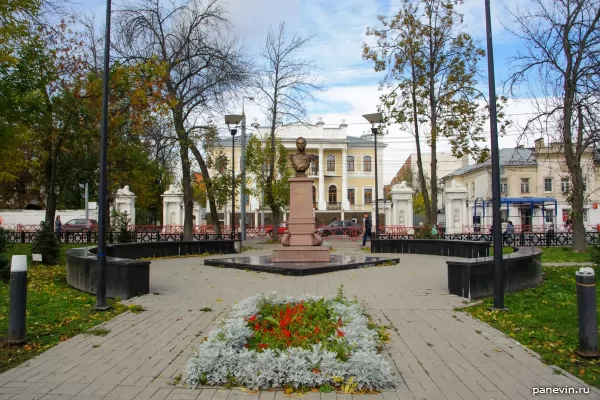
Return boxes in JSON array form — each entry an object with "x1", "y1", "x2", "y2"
[{"x1": 289, "y1": 137, "x2": 315, "y2": 176}]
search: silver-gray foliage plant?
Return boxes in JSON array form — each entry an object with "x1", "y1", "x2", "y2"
[{"x1": 183, "y1": 292, "x2": 395, "y2": 390}]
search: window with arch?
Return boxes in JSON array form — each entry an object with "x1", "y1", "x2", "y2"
[
  {"x1": 347, "y1": 156, "x2": 354, "y2": 171},
  {"x1": 312, "y1": 186, "x2": 317, "y2": 206},
  {"x1": 328, "y1": 185, "x2": 337, "y2": 203},
  {"x1": 327, "y1": 155, "x2": 336, "y2": 172},
  {"x1": 363, "y1": 156, "x2": 372, "y2": 172}
]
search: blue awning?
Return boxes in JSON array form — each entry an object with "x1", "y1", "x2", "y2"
[{"x1": 500, "y1": 197, "x2": 557, "y2": 204}]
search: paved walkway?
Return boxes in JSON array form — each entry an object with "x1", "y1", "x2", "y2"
[{"x1": 1, "y1": 242, "x2": 599, "y2": 400}]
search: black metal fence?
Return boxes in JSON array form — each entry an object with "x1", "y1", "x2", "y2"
[
  {"x1": 5, "y1": 231, "x2": 237, "y2": 244},
  {"x1": 380, "y1": 231, "x2": 600, "y2": 247}
]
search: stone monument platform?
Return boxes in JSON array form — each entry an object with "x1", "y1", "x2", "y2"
[{"x1": 203, "y1": 254, "x2": 399, "y2": 276}]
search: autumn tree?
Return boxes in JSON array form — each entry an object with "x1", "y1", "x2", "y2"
[
  {"x1": 253, "y1": 22, "x2": 324, "y2": 240},
  {"x1": 115, "y1": 0, "x2": 250, "y2": 238},
  {"x1": 506, "y1": 0, "x2": 600, "y2": 251},
  {"x1": 364, "y1": 0, "x2": 491, "y2": 226},
  {"x1": 245, "y1": 134, "x2": 294, "y2": 223}
]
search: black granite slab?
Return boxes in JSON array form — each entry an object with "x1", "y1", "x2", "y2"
[{"x1": 203, "y1": 255, "x2": 400, "y2": 275}]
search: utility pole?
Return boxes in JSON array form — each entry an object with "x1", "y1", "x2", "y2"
[
  {"x1": 240, "y1": 113, "x2": 247, "y2": 239},
  {"x1": 84, "y1": 183, "x2": 89, "y2": 219},
  {"x1": 485, "y1": 0, "x2": 506, "y2": 310},
  {"x1": 96, "y1": 0, "x2": 112, "y2": 310},
  {"x1": 240, "y1": 97, "x2": 254, "y2": 240}
]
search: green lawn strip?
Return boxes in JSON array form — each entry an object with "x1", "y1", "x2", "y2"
[
  {"x1": 489, "y1": 247, "x2": 514, "y2": 256},
  {"x1": 0, "y1": 244, "x2": 126, "y2": 373},
  {"x1": 463, "y1": 266, "x2": 600, "y2": 388},
  {"x1": 541, "y1": 247, "x2": 591, "y2": 263}
]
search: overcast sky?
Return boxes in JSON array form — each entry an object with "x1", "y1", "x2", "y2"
[{"x1": 70, "y1": 0, "x2": 547, "y2": 182}]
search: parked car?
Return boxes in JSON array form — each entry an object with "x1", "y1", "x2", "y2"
[
  {"x1": 317, "y1": 220, "x2": 363, "y2": 237},
  {"x1": 266, "y1": 222, "x2": 288, "y2": 235},
  {"x1": 62, "y1": 218, "x2": 98, "y2": 233}
]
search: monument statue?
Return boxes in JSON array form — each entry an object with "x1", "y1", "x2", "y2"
[{"x1": 289, "y1": 137, "x2": 315, "y2": 177}]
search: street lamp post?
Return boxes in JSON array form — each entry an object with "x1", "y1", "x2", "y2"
[
  {"x1": 363, "y1": 113, "x2": 384, "y2": 239},
  {"x1": 240, "y1": 96, "x2": 254, "y2": 241},
  {"x1": 484, "y1": 0, "x2": 506, "y2": 310},
  {"x1": 96, "y1": 0, "x2": 112, "y2": 311},
  {"x1": 225, "y1": 114, "x2": 244, "y2": 241}
]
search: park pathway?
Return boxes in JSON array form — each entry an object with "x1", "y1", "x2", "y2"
[{"x1": 0, "y1": 242, "x2": 598, "y2": 400}]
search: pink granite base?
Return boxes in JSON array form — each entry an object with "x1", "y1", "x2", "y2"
[
  {"x1": 273, "y1": 177, "x2": 330, "y2": 263},
  {"x1": 272, "y1": 246, "x2": 331, "y2": 263}
]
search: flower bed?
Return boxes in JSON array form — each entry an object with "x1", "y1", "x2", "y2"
[{"x1": 184, "y1": 291, "x2": 395, "y2": 391}]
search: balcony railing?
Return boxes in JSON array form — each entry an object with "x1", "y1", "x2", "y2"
[{"x1": 326, "y1": 202, "x2": 342, "y2": 210}]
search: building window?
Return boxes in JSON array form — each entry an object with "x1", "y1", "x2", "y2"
[
  {"x1": 545, "y1": 213, "x2": 554, "y2": 225},
  {"x1": 584, "y1": 209, "x2": 588, "y2": 222},
  {"x1": 348, "y1": 188, "x2": 355, "y2": 205},
  {"x1": 500, "y1": 179, "x2": 508, "y2": 195},
  {"x1": 544, "y1": 178, "x2": 552, "y2": 192},
  {"x1": 310, "y1": 156, "x2": 319, "y2": 175},
  {"x1": 363, "y1": 156, "x2": 372, "y2": 172},
  {"x1": 562, "y1": 208, "x2": 570, "y2": 222},
  {"x1": 328, "y1": 185, "x2": 337, "y2": 203},
  {"x1": 471, "y1": 182, "x2": 475, "y2": 196},
  {"x1": 347, "y1": 156, "x2": 354, "y2": 171},
  {"x1": 312, "y1": 186, "x2": 316, "y2": 206},
  {"x1": 583, "y1": 178, "x2": 587, "y2": 192},
  {"x1": 364, "y1": 188, "x2": 373, "y2": 204},
  {"x1": 500, "y1": 209, "x2": 508, "y2": 223},
  {"x1": 521, "y1": 178, "x2": 530, "y2": 193},
  {"x1": 561, "y1": 178, "x2": 570, "y2": 194},
  {"x1": 327, "y1": 155, "x2": 335, "y2": 172}
]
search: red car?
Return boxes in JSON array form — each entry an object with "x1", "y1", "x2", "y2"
[
  {"x1": 266, "y1": 222, "x2": 288, "y2": 235},
  {"x1": 62, "y1": 218, "x2": 98, "y2": 233}
]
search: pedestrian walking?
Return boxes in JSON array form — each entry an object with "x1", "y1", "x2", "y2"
[
  {"x1": 362, "y1": 212, "x2": 372, "y2": 247},
  {"x1": 54, "y1": 215, "x2": 62, "y2": 241}
]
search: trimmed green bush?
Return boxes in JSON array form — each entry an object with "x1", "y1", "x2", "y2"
[{"x1": 32, "y1": 221, "x2": 61, "y2": 265}]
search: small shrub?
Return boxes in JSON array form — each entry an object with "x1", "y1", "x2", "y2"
[
  {"x1": 414, "y1": 226, "x2": 436, "y2": 239},
  {"x1": 128, "y1": 304, "x2": 146, "y2": 313},
  {"x1": 0, "y1": 227, "x2": 9, "y2": 253},
  {"x1": 111, "y1": 210, "x2": 133, "y2": 243},
  {"x1": 32, "y1": 221, "x2": 60, "y2": 265},
  {"x1": 200, "y1": 307, "x2": 213, "y2": 312},
  {"x1": 0, "y1": 254, "x2": 9, "y2": 283},
  {"x1": 87, "y1": 328, "x2": 111, "y2": 336}
]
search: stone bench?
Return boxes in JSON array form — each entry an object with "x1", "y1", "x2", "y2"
[
  {"x1": 447, "y1": 247, "x2": 542, "y2": 300},
  {"x1": 66, "y1": 240, "x2": 237, "y2": 299}
]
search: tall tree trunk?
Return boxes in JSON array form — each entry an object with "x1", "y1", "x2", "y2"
[
  {"x1": 411, "y1": 73, "x2": 430, "y2": 225},
  {"x1": 430, "y1": 136, "x2": 438, "y2": 225},
  {"x1": 172, "y1": 108, "x2": 193, "y2": 240},
  {"x1": 567, "y1": 105, "x2": 586, "y2": 252},
  {"x1": 428, "y1": 76, "x2": 437, "y2": 227},
  {"x1": 267, "y1": 92, "x2": 279, "y2": 241},
  {"x1": 44, "y1": 139, "x2": 58, "y2": 225},
  {"x1": 188, "y1": 144, "x2": 222, "y2": 235}
]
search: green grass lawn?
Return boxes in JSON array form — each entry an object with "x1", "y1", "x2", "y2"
[
  {"x1": 464, "y1": 266, "x2": 600, "y2": 388},
  {"x1": 0, "y1": 244, "x2": 126, "y2": 373},
  {"x1": 489, "y1": 247, "x2": 514, "y2": 256},
  {"x1": 541, "y1": 247, "x2": 591, "y2": 263}
]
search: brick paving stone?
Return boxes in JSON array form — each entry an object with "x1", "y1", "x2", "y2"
[
  {"x1": 48, "y1": 382, "x2": 88, "y2": 396},
  {"x1": 1, "y1": 244, "x2": 599, "y2": 400}
]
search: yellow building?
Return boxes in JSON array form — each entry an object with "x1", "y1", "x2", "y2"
[
  {"x1": 441, "y1": 139, "x2": 600, "y2": 231},
  {"x1": 207, "y1": 119, "x2": 386, "y2": 226}
]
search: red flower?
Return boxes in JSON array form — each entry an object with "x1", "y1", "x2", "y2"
[
  {"x1": 314, "y1": 326, "x2": 320, "y2": 334},
  {"x1": 254, "y1": 323, "x2": 260, "y2": 330},
  {"x1": 258, "y1": 343, "x2": 269, "y2": 349},
  {"x1": 336, "y1": 329, "x2": 345, "y2": 337},
  {"x1": 247, "y1": 315, "x2": 257, "y2": 322}
]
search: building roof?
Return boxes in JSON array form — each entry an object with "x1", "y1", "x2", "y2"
[
  {"x1": 443, "y1": 148, "x2": 537, "y2": 179},
  {"x1": 214, "y1": 133, "x2": 386, "y2": 148}
]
